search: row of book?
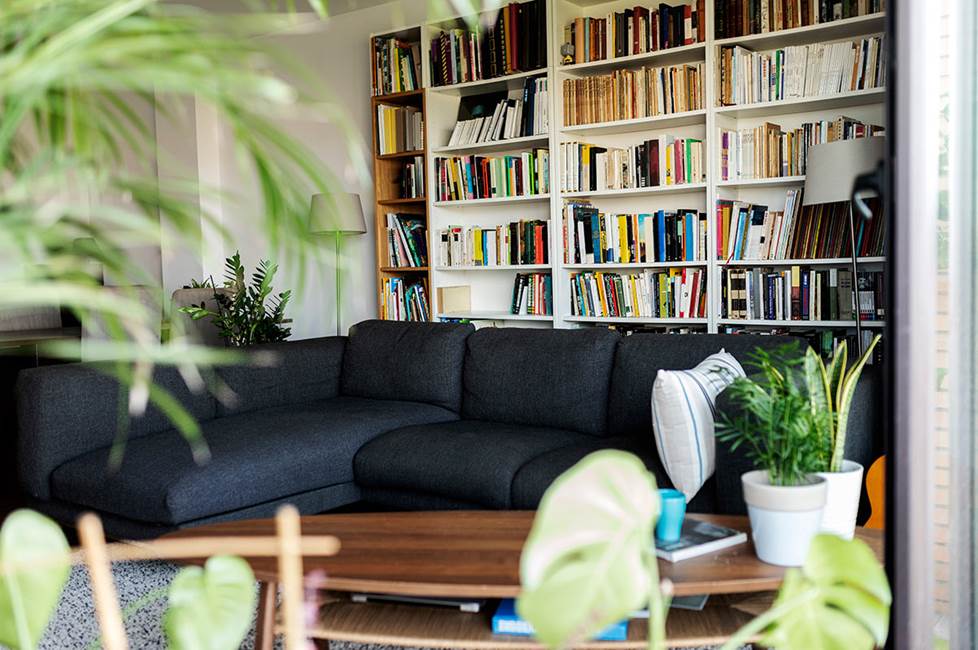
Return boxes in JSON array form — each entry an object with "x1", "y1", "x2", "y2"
[
  {"x1": 562, "y1": 2, "x2": 707, "y2": 65},
  {"x1": 717, "y1": 36, "x2": 886, "y2": 106},
  {"x1": 571, "y1": 268, "x2": 707, "y2": 319},
  {"x1": 434, "y1": 151, "x2": 550, "y2": 202},
  {"x1": 720, "y1": 267, "x2": 884, "y2": 321},
  {"x1": 376, "y1": 104, "x2": 423, "y2": 155},
  {"x1": 399, "y1": 156, "x2": 424, "y2": 199},
  {"x1": 715, "y1": 0, "x2": 886, "y2": 40},
  {"x1": 436, "y1": 220, "x2": 549, "y2": 267},
  {"x1": 563, "y1": 201, "x2": 708, "y2": 264},
  {"x1": 562, "y1": 63, "x2": 704, "y2": 126},
  {"x1": 720, "y1": 117, "x2": 884, "y2": 180},
  {"x1": 512, "y1": 272, "x2": 553, "y2": 315},
  {"x1": 446, "y1": 79, "x2": 549, "y2": 147},
  {"x1": 717, "y1": 191, "x2": 885, "y2": 261},
  {"x1": 559, "y1": 136, "x2": 705, "y2": 192},
  {"x1": 719, "y1": 327, "x2": 883, "y2": 365},
  {"x1": 381, "y1": 278, "x2": 430, "y2": 321},
  {"x1": 429, "y1": 0, "x2": 547, "y2": 87},
  {"x1": 385, "y1": 214, "x2": 427, "y2": 268},
  {"x1": 371, "y1": 35, "x2": 421, "y2": 97}
]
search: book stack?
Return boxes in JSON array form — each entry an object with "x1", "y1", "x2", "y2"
[
  {"x1": 716, "y1": 193, "x2": 885, "y2": 261},
  {"x1": 447, "y1": 78, "x2": 549, "y2": 147},
  {"x1": 560, "y1": 137, "x2": 704, "y2": 191},
  {"x1": 563, "y1": 1, "x2": 707, "y2": 65},
  {"x1": 721, "y1": 266, "x2": 883, "y2": 322},
  {"x1": 571, "y1": 268, "x2": 707, "y2": 319},
  {"x1": 437, "y1": 220, "x2": 549, "y2": 267},
  {"x1": 400, "y1": 156, "x2": 425, "y2": 198},
  {"x1": 429, "y1": 0, "x2": 547, "y2": 87},
  {"x1": 563, "y1": 201, "x2": 707, "y2": 264},
  {"x1": 715, "y1": 0, "x2": 886, "y2": 39},
  {"x1": 435, "y1": 150, "x2": 550, "y2": 201},
  {"x1": 376, "y1": 104, "x2": 424, "y2": 155},
  {"x1": 562, "y1": 63, "x2": 704, "y2": 126},
  {"x1": 371, "y1": 36, "x2": 422, "y2": 96},
  {"x1": 382, "y1": 278, "x2": 430, "y2": 321},
  {"x1": 720, "y1": 118, "x2": 884, "y2": 180},
  {"x1": 717, "y1": 36, "x2": 886, "y2": 106},
  {"x1": 385, "y1": 214, "x2": 428, "y2": 268},
  {"x1": 512, "y1": 272, "x2": 553, "y2": 315}
]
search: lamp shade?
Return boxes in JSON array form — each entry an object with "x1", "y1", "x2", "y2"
[
  {"x1": 802, "y1": 137, "x2": 884, "y2": 205},
  {"x1": 309, "y1": 193, "x2": 367, "y2": 234}
]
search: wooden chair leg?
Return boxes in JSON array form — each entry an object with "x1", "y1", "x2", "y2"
[{"x1": 255, "y1": 580, "x2": 278, "y2": 650}]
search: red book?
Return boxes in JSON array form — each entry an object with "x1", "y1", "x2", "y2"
[
  {"x1": 683, "y1": 5, "x2": 693, "y2": 45},
  {"x1": 689, "y1": 268, "x2": 700, "y2": 317},
  {"x1": 697, "y1": 0, "x2": 706, "y2": 42},
  {"x1": 633, "y1": 7, "x2": 641, "y2": 55},
  {"x1": 534, "y1": 225, "x2": 544, "y2": 264}
]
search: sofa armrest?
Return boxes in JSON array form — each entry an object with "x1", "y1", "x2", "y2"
[
  {"x1": 215, "y1": 336, "x2": 346, "y2": 416},
  {"x1": 16, "y1": 363, "x2": 216, "y2": 500}
]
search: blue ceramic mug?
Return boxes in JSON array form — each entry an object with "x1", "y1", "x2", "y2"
[{"x1": 656, "y1": 489, "x2": 687, "y2": 543}]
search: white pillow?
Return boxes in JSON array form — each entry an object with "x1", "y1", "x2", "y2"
[{"x1": 651, "y1": 350, "x2": 745, "y2": 501}]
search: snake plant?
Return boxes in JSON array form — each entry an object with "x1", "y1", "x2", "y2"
[{"x1": 804, "y1": 335, "x2": 882, "y2": 472}]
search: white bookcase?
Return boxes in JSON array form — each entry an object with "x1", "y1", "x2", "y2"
[{"x1": 388, "y1": 0, "x2": 886, "y2": 332}]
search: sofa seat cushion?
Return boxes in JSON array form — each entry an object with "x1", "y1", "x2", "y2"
[
  {"x1": 353, "y1": 420, "x2": 596, "y2": 508},
  {"x1": 50, "y1": 397, "x2": 458, "y2": 525}
]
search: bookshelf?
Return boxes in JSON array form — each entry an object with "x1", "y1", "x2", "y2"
[{"x1": 370, "y1": 1, "x2": 887, "y2": 336}]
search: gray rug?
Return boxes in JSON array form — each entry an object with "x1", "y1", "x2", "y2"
[{"x1": 26, "y1": 562, "x2": 738, "y2": 649}]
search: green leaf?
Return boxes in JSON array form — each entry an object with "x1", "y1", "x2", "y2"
[
  {"x1": 163, "y1": 555, "x2": 256, "y2": 650},
  {"x1": 0, "y1": 510, "x2": 71, "y2": 650},
  {"x1": 831, "y1": 335, "x2": 881, "y2": 470},
  {"x1": 517, "y1": 450, "x2": 659, "y2": 648}
]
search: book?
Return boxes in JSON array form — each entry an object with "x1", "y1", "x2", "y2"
[
  {"x1": 714, "y1": 0, "x2": 885, "y2": 39},
  {"x1": 511, "y1": 273, "x2": 552, "y2": 315},
  {"x1": 437, "y1": 220, "x2": 549, "y2": 267},
  {"x1": 399, "y1": 156, "x2": 425, "y2": 198},
  {"x1": 492, "y1": 599, "x2": 628, "y2": 641},
  {"x1": 435, "y1": 150, "x2": 550, "y2": 201},
  {"x1": 560, "y1": 138, "x2": 705, "y2": 191},
  {"x1": 385, "y1": 214, "x2": 428, "y2": 268},
  {"x1": 654, "y1": 518, "x2": 747, "y2": 562},
  {"x1": 376, "y1": 104, "x2": 424, "y2": 155},
  {"x1": 447, "y1": 77, "x2": 549, "y2": 146},
  {"x1": 570, "y1": 269, "x2": 706, "y2": 319},
  {"x1": 371, "y1": 35, "x2": 422, "y2": 96},
  {"x1": 351, "y1": 593, "x2": 486, "y2": 613},
  {"x1": 381, "y1": 278, "x2": 429, "y2": 321}
]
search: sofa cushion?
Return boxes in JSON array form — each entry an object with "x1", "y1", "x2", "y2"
[
  {"x1": 606, "y1": 333, "x2": 801, "y2": 437},
  {"x1": 340, "y1": 320, "x2": 473, "y2": 412},
  {"x1": 461, "y1": 328, "x2": 620, "y2": 436},
  {"x1": 354, "y1": 420, "x2": 595, "y2": 508},
  {"x1": 216, "y1": 337, "x2": 346, "y2": 416},
  {"x1": 50, "y1": 396, "x2": 458, "y2": 525}
]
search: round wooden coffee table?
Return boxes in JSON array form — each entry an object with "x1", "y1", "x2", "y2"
[{"x1": 163, "y1": 511, "x2": 882, "y2": 649}]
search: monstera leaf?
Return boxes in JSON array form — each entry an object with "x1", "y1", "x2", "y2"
[
  {"x1": 0, "y1": 510, "x2": 71, "y2": 650},
  {"x1": 164, "y1": 555, "x2": 257, "y2": 650},
  {"x1": 518, "y1": 450, "x2": 663, "y2": 649},
  {"x1": 721, "y1": 534, "x2": 891, "y2": 650}
]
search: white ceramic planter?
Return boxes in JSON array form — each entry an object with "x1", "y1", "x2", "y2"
[
  {"x1": 741, "y1": 470, "x2": 827, "y2": 567},
  {"x1": 816, "y1": 460, "x2": 865, "y2": 540}
]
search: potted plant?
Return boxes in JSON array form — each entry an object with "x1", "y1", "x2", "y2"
[
  {"x1": 804, "y1": 335, "x2": 882, "y2": 539},
  {"x1": 716, "y1": 346, "x2": 830, "y2": 566}
]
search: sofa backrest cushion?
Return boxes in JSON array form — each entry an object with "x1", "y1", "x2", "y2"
[
  {"x1": 607, "y1": 333, "x2": 802, "y2": 437},
  {"x1": 461, "y1": 327, "x2": 620, "y2": 436},
  {"x1": 340, "y1": 320, "x2": 474, "y2": 411},
  {"x1": 216, "y1": 337, "x2": 346, "y2": 417}
]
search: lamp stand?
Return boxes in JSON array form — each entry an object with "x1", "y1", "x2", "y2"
[
  {"x1": 334, "y1": 232, "x2": 342, "y2": 337},
  {"x1": 847, "y1": 202, "x2": 864, "y2": 355}
]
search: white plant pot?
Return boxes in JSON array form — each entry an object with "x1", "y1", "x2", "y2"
[
  {"x1": 816, "y1": 460, "x2": 865, "y2": 540},
  {"x1": 741, "y1": 470, "x2": 827, "y2": 567}
]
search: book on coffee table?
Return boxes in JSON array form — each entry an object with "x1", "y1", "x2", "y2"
[
  {"x1": 654, "y1": 518, "x2": 748, "y2": 562},
  {"x1": 492, "y1": 599, "x2": 628, "y2": 641}
]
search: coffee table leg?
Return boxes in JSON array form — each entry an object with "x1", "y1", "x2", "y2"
[{"x1": 255, "y1": 580, "x2": 278, "y2": 650}]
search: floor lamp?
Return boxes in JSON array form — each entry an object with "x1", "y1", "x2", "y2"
[
  {"x1": 309, "y1": 193, "x2": 367, "y2": 336},
  {"x1": 802, "y1": 137, "x2": 884, "y2": 354}
]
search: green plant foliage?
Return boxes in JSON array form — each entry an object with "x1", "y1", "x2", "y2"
[
  {"x1": 0, "y1": 510, "x2": 71, "y2": 650},
  {"x1": 180, "y1": 252, "x2": 292, "y2": 347},
  {"x1": 716, "y1": 343, "x2": 830, "y2": 486},
  {"x1": 517, "y1": 450, "x2": 668, "y2": 650},
  {"x1": 720, "y1": 534, "x2": 891, "y2": 650},
  {"x1": 163, "y1": 555, "x2": 257, "y2": 650}
]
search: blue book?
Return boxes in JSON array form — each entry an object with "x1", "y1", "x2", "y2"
[
  {"x1": 656, "y1": 210, "x2": 666, "y2": 262},
  {"x1": 590, "y1": 212, "x2": 601, "y2": 265},
  {"x1": 733, "y1": 208, "x2": 748, "y2": 260},
  {"x1": 492, "y1": 599, "x2": 628, "y2": 641},
  {"x1": 684, "y1": 212, "x2": 695, "y2": 261}
]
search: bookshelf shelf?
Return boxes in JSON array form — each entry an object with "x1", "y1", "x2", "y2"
[
  {"x1": 437, "y1": 311, "x2": 554, "y2": 322},
  {"x1": 371, "y1": 89, "x2": 424, "y2": 104},
  {"x1": 376, "y1": 149, "x2": 425, "y2": 160},
  {"x1": 380, "y1": 266, "x2": 429, "y2": 273},
  {"x1": 433, "y1": 135, "x2": 550, "y2": 155},
  {"x1": 435, "y1": 264, "x2": 552, "y2": 271},
  {"x1": 720, "y1": 257, "x2": 886, "y2": 267},
  {"x1": 564, "y1": 261, "x2": 707, "y2": 270},
  {"x1": 716, "y1": 176, "x2": 806, "y2": 189},
  {"x1": 429, "y1": 68, "x2": 548, "y2": 97},
  {"x1": 378, "y1": 197, "x2": 426, "y2": 206},
  {"x1": 561, "y1": 109, "x2": 707, "y2": 136},
  {"x1": 714, "y1": 13, "x2": 885, "y2": 50},
  {"x1": 558, "y1": 43, "x2": 706, "y2": 76},
  {"x1": 565, "y1": 316, "x2": 708, "y2": 325},
  {"x1": 718, "y1": 319, "x2": 886, "y2": 328},
  {"x1": 434, "y1": 194, "x2": 551, "y2": 207},
  {"x1": 561, "y1": 183, "x2": 707, "y2": 199},
  {"x1": 714, "y1": 88, "x2": 886, "y2": 119}
]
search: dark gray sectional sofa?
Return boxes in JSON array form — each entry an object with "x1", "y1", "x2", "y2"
[{"x1": 16, "y1": 320, "x2": 882, "y2": 539}]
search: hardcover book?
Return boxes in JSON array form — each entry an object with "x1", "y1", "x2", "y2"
[
  {"x1": 654, "y1": 518, "x2": 747, "y2": 562},
  {"x1": 492, "y1": 599, "x2": 628, "y2": 641}
]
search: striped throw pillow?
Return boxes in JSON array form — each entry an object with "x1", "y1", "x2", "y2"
[{"x1": 651, "y1": 350, "x2": 745, "y2": 501}]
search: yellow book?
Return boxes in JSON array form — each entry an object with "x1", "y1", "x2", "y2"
[
  {"x1": 595, "y1": 272, "x2": 609, "y2": 316},
  {"x1": 473, "y1": 228, "x2": 483, "y2": 265},
  {"x1": 618, "y1": 215, "x2": 629, "y2": 263},
  {"x1": 630, "y1": 275, "x2": 640, "y2": 317},
  {"x1": 665, "y1": 143, "x2": 673, "y2": 185}
]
